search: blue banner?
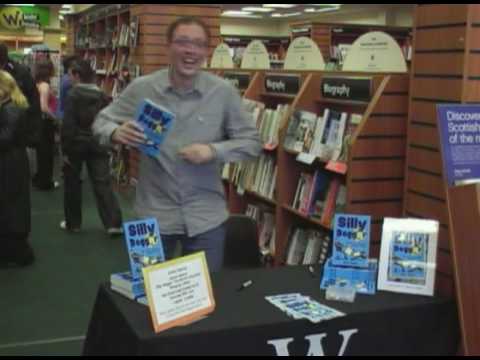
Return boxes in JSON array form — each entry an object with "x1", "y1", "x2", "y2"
[{"x1": 437, "y1": 104, "x2": 480, "y2": 186}]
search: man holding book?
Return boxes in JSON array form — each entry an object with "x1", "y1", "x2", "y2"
[{"x1": 93, "y1": 17, "x2": 262, "y2": 271}]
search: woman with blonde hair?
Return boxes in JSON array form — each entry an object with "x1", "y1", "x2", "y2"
[{"x1": 0, "y1": 70, "x2": 35, "y2": 266}]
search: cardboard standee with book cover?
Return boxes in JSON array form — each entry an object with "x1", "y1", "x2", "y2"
[{"x1": 378, "y1": 218, "x2": 439, "y2": 296}]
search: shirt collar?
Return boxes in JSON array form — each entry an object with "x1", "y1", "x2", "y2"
[{"x1": 159, "y1": 67, "x2": 206, "y2": 97}]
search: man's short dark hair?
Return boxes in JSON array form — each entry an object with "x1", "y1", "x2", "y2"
[
  {"x1": 71, "y1": 59, "x2": 95, "y2": 83},
  {"x1": 166, "y1": 16, "x2": 210, "y2": 45},
  {"x1": 62, "y1": 55, "x2": 80, "y2": 74},
  {"x1": 0, "y1": 43, "x2": 9, "y2": 66}
]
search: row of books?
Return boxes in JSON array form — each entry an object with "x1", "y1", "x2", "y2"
[
  {"x1": 245, "y1": 204, "x2": 276, "y2": 258},
  {"x1": 284, "y1": 108, "x2": 362, "y2": 162},
  {"x1": 231, "y1": 154, "x2": 277, "y2": 200},
  {"x1": 285, "y1": 227, "x2": 331, "y2": 266},
  {"x1": 243, "y1": 99, "x2": 290, "y2": 149},
  {"x1": 292, "y1": 170, "x2": 347, "y2": 227},
  {"x1": 76, "y1": 21, "x2": 138, "y2": 50}
]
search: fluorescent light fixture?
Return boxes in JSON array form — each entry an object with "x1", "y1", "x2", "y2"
[
  {"x1": 263, "y1": 4, "x2": 297, "y2": 9},
  {"x1": 222, "y1": 11, "x2": 262, "y2": 18},
  {"x1": 242, "y1": 7, "x2": 274, "y2": 12},
  {"x1": 5, "y1": 4, "x2": 35, "y2": 6},
  {"x1": 304, "y1": 6, "x2": 340, "y2": 13},
  {"x1": 62, "y1": 4, "x2": 72, "y2": 9},
  {"x1": 307, "y1": 4, "x2": 342, "y2": 6},
  {"x1": 271, "y1": 12, "x2": 302, "y2": 18}
]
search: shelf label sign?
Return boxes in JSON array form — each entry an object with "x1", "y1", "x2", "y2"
[
  {"x1": 241, "y1": 40, "x2": 271, "y2": 69},
  {"x1": 321, "y1": 77, "x2": 372, "y2": 103},
  {"x1": 437, "y1": 104, "x2": 480, "y2": 187},
  {"x1": 284, "y1": 36, "x2": 325, "y2": 71},
  {"x1": 223, "y1": 72, "x2": 251, "y2": 91},
  {"x1": 343, "y1": 31, "x2": 407, "y2": 73},
  {"x1": 265, "y1": 73, "x2": 300, "y2": 95},
  {"x1": 210, "y1": 43, "x2": 234, "y2": 69}
]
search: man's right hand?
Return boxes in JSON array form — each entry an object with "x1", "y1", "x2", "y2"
[{"x1": 111, "y1": 121, "x2": 147, "y2": 147}]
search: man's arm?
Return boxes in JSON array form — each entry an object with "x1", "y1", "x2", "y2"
[
  {"x1": 92, "y1": 78, "x2": 145, "y2": 147},
  {"x1": 210, "y1": 85, "x2": 262, "y2": 163}
]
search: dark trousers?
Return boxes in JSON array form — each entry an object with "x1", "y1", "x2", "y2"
[
  {"x1": 63, "y1": 143, "x2": 122, "y2": 230},
  {"x1": 34, "y1": 117, "x2": 56, "y2": 189},
  {"x1": 161, "y1": 224, "x2": 227, "y2": 272}
]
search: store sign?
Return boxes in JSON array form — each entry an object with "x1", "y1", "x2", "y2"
[
  {"x1": 0, "y1": 6, "x2": 49, "y2": 31},
  {"x1": 284, "y1": 36, "x2": 325, "y2": 71},
  {"x1": 223, "y1": 72, "x2": 251, "y2": 91},
  {"x1": 321, "y1": 77, "x2": 372, "y2": 103},
  {"x1": 265, "y1": 73, "x2": 300, "y2": 95},
  {"x1": 241, "y1": 40, "x2": 271, "y2": 70},
  {"x1": 343, "y1": 31, "x2": 407, "y2": 73},
  {"x1": 210, "y1": 43, "x2": 234, "y2": 69},
  {"x1": 437, "y1": 104, "x2": 480, "y2": 187}
]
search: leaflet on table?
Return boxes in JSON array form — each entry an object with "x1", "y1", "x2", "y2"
[
  {"x1": 135, "y1": 99, "x2": 175, "y2": 157},
  {"x1": 122, "y1": 218, "x2": 165, "y2": 282},
  {"x1": 331, "y1": 214, "x2": 371, "y2": 268}
]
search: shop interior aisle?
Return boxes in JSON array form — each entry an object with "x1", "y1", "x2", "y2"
[{"x1": 0, "y1": 182, "x2": 135, "y2": 356}]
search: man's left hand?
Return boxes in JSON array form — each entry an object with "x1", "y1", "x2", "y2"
[{"x1": 179, "y1": 144, "x2": 215, "y2": 164}]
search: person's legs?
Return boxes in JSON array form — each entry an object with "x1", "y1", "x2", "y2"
[
  {"x1": 160, "y1": 234, "x2": 185, "y2": 261},
  {"x1": 0, "y1": 233, "x2": 34, "y2": 266},
  {"x1": 86, "y1": 149, "x2": 122, "y2": 230},
  {"x1": 63, "y1": 151, "x2": 84, "y2": 230},
  {"x1": 182, "y1": 224, "x2": 226, "y2": 272},
  {"x1": 34, "y1": 118, "x2": 56, "y2": 190}
]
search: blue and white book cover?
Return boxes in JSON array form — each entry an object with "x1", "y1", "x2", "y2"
[
  {"x1": 388, "y1": 231, "x2": 428, "y2": 284},
  {"x1": 135, "y1": 99, "x2": 175, "y2": 157},
  {"x1": 110, "y1": 271, "x2": 145, "y2": 296},
  {"x1": 122, "y1": 218, "x2": 165, "y2": 282},
  {"x1": 332, "y1": 214, "x2": 371, "y2": 268}
]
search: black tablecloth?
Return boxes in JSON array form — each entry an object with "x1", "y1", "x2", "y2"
[{"x1": 83, "y1": 266, "x2": 459, "y2": 356}]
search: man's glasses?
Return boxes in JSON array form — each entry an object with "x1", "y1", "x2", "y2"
[{"x1": 171, "y1": 38, "x2": 208, "y2": 50}]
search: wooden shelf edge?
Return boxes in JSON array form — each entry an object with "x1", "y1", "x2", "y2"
[{"x1": 281, "y1": 204, "x2": 332, "y2": 231}]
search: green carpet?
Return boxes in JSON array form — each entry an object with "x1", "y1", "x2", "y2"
[{"x1": 0, "y1": 179, "x2": 137, "y2": 355}]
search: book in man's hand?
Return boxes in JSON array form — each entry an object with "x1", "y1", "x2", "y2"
[{"x1": 135, "y1": 99, "x2": 175, "y2": 157}]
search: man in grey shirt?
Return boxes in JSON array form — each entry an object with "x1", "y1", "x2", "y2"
[{"x1": 93, "y1": 17, "x2": 262, "y2": 271}]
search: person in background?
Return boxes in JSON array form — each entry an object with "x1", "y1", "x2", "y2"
[
  {"x1": 33, "y1": 60, "x2": 59, "y2": 191},
  {"x1": 0, "y1": 43, "x2": 41, "y2": 148},
  {"x1": 60, "y1": 60, "x2": 123, "y2": 235},
  {"x1": 57, "y1": 55, "x2": 79, "y2": 120},
  {"x1": 0, "y1": 70, "x2": 35, "y2": 266},
  {"x1": 92, "y1": 16, "x2": 262, "y2": 271}
]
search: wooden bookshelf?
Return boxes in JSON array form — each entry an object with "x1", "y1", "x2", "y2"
[{"x1": 404, "y1": 4, "x2": 480, "y2": 355}]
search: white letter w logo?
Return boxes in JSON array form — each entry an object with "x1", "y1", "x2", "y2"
[{"x1": 268, "y1": 329, "x2": 358, "y2": 356}]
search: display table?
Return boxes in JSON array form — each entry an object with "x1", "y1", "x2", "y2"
[{"x1": 83, "y1": 266, "x2": 459, "y2": 356}]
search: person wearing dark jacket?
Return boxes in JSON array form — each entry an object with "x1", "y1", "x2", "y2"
[
  {"x1": 0, "y1": 70, "x2": 35, "y2": 266},
  {"x1": 60, "y1": 60, "x2": 123, "y2": 235},
  {"x1": 0, "y1": 43, "x2": 41, "y2": 148}
]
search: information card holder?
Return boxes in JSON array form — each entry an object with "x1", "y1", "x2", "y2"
[
  {"x1": 142, "y1": 252, "x2": 215, "y2": 333},
  {"x1": 447, "y1": 184, "x2": 480, "y2": 355}
]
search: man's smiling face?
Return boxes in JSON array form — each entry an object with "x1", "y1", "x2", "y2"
[{"x1": 169, "y1": 23, "x2": 208, "y2": 81}]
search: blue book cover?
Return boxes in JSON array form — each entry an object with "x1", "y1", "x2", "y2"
[
  {"x1": 320, "y1": 258, "x2": 377, "y2": 295},
  {"x1": 110, "y1": 271, "x2": 145, "y2": 296},
  {"x1": 388, "y1": 231, "x2": 428, "y2": 285},
  {"x1": 135, "y1": 99, "x2": 175, "y2": 158},
  {"x1": 331, "y1": 214, "x2": 371, "y2": 268},
  {"x1": 122, "y1": 218, "x2": 165, "y2": 282}
]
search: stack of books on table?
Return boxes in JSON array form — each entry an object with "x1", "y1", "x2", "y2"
[{"x1": 110, "y1": 271, "x2": 148, "y2": 306}]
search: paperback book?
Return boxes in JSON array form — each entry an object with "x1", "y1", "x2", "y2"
[
  {"x1": 123, "y1": 218, "x2": 166, "y2": 282},
  {"x1": 332, "y1": 214, "x2": 371, "y2": 268},
  {"x1": 135, "y1": 99, "x2": 175, "y2": 157}
]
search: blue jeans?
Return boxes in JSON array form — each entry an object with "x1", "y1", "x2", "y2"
[{"x1": 161, "y1": 223, "x2": 226, "y2": 272}]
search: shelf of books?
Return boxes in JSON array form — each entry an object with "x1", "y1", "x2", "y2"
[{"x1": 220, "y1": 69, "x2": 409, "y2": 268}]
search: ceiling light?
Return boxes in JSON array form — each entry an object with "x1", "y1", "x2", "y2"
[
  {"x1": 222, "y1": 11, "x2": 262, "y2": 18},
  {"x1": 242, "y1": 7, "x2": 274, "y2": 12},
  {"x1": 304, "y1": 6, "x2": 340, "y2": 13},
  {"x1": 307, "y1": 4, "x2": 342, "y2": 6},
  {"x1": 5, "y1": 4, "x2": 35, "y2": 6},
  {"x1": 271, "y1": 12, "x2": 302, "y2": 18},
  {"x1": 263, "y1": 4, "x2": 297, "y2": 9},
  {"x1": 62, "y1": 5, "x2": 72, "y2": 9}
]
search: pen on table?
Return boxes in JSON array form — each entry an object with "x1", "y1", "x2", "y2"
[{"x1": 237, "y1": 280, "x2": 253, "y2": 291}]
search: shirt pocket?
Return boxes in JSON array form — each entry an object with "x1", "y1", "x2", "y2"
[{"x1": 192, "y1": 111, "x2": 224, "y2": 142}]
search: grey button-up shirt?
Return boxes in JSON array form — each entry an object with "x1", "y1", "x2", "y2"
[{"x1": 93, "y1": 69, "x2": 262, "y2": 236}]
